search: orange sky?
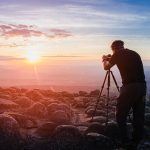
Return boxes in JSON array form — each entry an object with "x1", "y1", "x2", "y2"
[{"x1": 0, "y1": 0, "x2": 150, "y2": 87}]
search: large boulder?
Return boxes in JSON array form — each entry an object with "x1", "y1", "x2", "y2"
[
  {"x1": 90, "y1": 90, "x2": 100, "y2": 96},
  {"x1": 73, "y1": 100, "x2": 85, "y2": 108},
  {"x1": 47, "y1": 103, "x2": 73, "y2": 119},
  {"x1": 144, "y1": 125, "x2": 150, "y2": 139},
  {"x1": 86, "y1": 109, "x2": 106, "y2": 117},
  {"x1": 33, "y1": 122, "x2": 57, "y2": 138},
  {"x1": 4, "y1": 112, "x2": 37, "y2": 129},
  {"x1": 146, "y1": 100, "x2": 150, "y2": 107},
  {"x1": 47, "y1": 103, "x2": 60, "y2": 114},
  {"x1": 8, "y1": 87, "x2": 20, "y2": 93},
  {"x1": 87, "y1": 116, "x2": 106, "y2": 124},
  {"x1": 0, "y1": 114, "x2": 20, "y2": 135},
  {"x1": 50, "y1": 110, "x2": 70, "y2": 124},
  {"x1": 58, "y1": 103, "x2": 73, "y2": 119},
  {"x1": 76, "y1": 125, "x2": 88, "y2": 135},
  {"x1": 40, "y1": 98, "x2": 59, "y2": 106},
  {"x1": 85, "y1": 122, "x2": 105, "y2": 135},
  {"x1": 13, "y1": 96, "x2": 33, "y2": 108},
  {"x1": 51, "y1": 125, "x2": 83, "y2": 150},
  {"x1": 84, "y1": 132, "x2": 115, "y2": 150},
  {"x1": 26, "y1": 102, "x2": 47, "y2": 118},
  {"x1": 104, "y1": 121, "x2": 120, "y2": 139},
  {"x1": 0, "y1": 98, "x2": 19, "y2": 111},
  {"x1": 145, "y1": 113, "x2": 150, "y2": 126},
  {"x1": 79, "y1": 91, "x2": 88, "y2": 96},
  {"x1": 145, "y1": 106, "x2": 150, "y2": 113},
  {"x1": 0, "y1": 114, "x2": 22, "y2": 150},
  {"x1": 0, "y1": 93, "x2": 11, "y2": 99},
  {"x1": 26, "y1": 90, "x2": 44, "y2": 101}
]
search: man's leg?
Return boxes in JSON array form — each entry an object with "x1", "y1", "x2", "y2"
[
  {"x1": 116, "y1": 87, "x2": 132, "y2": 143},
  {"x1": 132, "y1": 95, "x2": 145, "y2": 144}
]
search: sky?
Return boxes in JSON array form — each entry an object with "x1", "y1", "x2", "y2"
[{"x1": 0, "y1": 0, "x2": 150, "y2": 88}]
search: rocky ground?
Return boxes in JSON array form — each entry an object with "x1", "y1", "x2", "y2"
[{"x1": 0, "y1": 87, "x2": 150, "y2": 150}]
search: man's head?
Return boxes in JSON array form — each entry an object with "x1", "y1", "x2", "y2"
[{"x1": 111, "y1": 40, "x2": 124, "y2": 52}]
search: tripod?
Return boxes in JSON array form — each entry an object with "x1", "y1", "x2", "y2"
[{"x1": 91, "y1": 69, "x2": 120, "y2": 125}]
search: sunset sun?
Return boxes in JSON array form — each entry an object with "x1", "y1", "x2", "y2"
[{"x1": 25, "y1": 51, "x2": 41, "y2": 63}]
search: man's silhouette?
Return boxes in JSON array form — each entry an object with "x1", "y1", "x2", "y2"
[{"x1": 102, "y1": 40, "x2": 146, "y2": 149}]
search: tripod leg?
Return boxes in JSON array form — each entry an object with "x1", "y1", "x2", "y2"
[
  {"x1": 91, "y1": 71, "x2": 109, "y2": 121},
  {"x1": 106, "y1": 71, "x2": 110, "y2": 126},
  {"x1": 110, "y1": 71, "x2": 120, "y2": 92}
]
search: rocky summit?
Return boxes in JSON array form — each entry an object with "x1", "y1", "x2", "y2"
[{"x1": 0, "y1": 87, "x2": 150, "y2": 150}]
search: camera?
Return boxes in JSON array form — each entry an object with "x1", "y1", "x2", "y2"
[{"x1": 102, "y1": 54, "x2": 112, "y2": 62}]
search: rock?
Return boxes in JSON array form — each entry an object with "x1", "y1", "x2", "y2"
[
  {"x1": 59, "y1": 103, "x2": 74, "y2": 119},
  {"x1": 0, "y1": 114, "x2": 20, "y2": 135},
  {"x1": 90, "y1": 89, "x2": 100, "y2": 96},
  {"x1": 86, "y1": 109, "x2": 106, "y2": 117},
  {"x1": 8, "y1": 87, "x2": 20, "y2": 93},
  {"x1": 85, "y1": 106, "x2": 94, "y2": 112},
  {"x1": 0, "y1": 93, "x2": 11, "y2": 99},
  {"x1": 4, "y1": 112, "x2": 37, "y2": 129},
  {"x1": 77, "y1": 126, "x2": 88, "y2": 135},
  {"x1": 47, "y1": 103, "x2": 73, "y2": 118},
  {"x1": 26, "y1": 90, "x2": 44, "y2": 101},
  {"x1": 86, "y1": 109, "x2": 94, "y2": 117},
  {"x1": 144, "y1": 125, "x2": 150, "y2": 139},
  {"x1": 60, "y1": 91, "x2": 74, "y2": 98},
  {"x1": 26, "y1": 102, "x2": 47, "y2": 118},
  {"x1": 51, "y1": 125, "x2": 83, "y2": 150},
  {"x1": 145, "y1": 106, "x2": 150, "y2": 113},
  {"x1": 50, "y1": 110, "x2": 70, "y2": 124},
  {"x1": 146, "y1": 100, "x2": 150, "y2": 107},
  {"x1": 145, "y1": 113, "x2": 150, "y2": 126},
  {"x1": 87, "y1": 116, "x2": 106, "y2": 124},
  {"x1": 82, "y1": 97, "x2": 90, "y2": 104},
  {"x1": 0, "y1": 114, "x2": 22, "y2": 150},
  {"x1": 108, "y1": 112, "x2": 116, "y2": 119},
  {"x1": 104, "y1": 121, "x2": 120, "y2": 139},
  {"x1": 84, "y1": 132, "x2": 115, "y2": 150},
  {"x1": 85, "y1": 101, "x2": 105, "y2": 109},
  {"x1": 14, "y1": 96, "x2": 33, "y2": 108},
  {"x1": 25, "y1": 138, "x2": 52, "y2": 150},
  {"x1": 40, "y1": 98, "x2": 59, "y2": 106},
  {"x1": 33, "y1": 122, "x2": 57, "y2": 138},
  {"x1": 0, "y1": 98, "x2": 18, "y2": 111},
  {"x1": 85, "y1": 122, "x2": 105, "y2": 135},
  {"x1": 73, "y1": 93, "x2": 79, "y2": 97},
  {"x1": 74, "y1": 100, "x2": 85, "y2": 108},
  {"x1": 79, "y1": 91, "x2": 88, "y2": 96},
  {"x1": 138, "y1": 141, "x2": 150, "y2": 150},
  {"x1": 58, "y1": 97, "x2": 73, "y2": 105},
  {"x1": 58, "y1": 103, "x2": 71, "y2": 113},
  {"x1": 47, "y1": 103, "x2": 60, "y2": 114}
]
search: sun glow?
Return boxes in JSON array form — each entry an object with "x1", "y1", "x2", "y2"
[{"x1": 25, "y1": 51, "x2": 41, "y2": 63}]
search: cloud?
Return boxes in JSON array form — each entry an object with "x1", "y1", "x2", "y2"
[
  {"x1": 0, "y1": 56, "x2": 25, "y2": 61},
  {"x1": 0, "y1": 43, "x2": 26, "y2": 48},
  {"x1": 50, "y1": 29, "x2": 72, "y2": 38},
  {"x1": 43, "y1": 55, "x2": 84, "y2": 58},
  {"x1": 0, "y1": 24, "x2": 72, "y2": 39},
  {"x1": 0, "y1": 25, "x2": 12, "y2": 31},
  {"x1": 4, "y1": 29, "x2": 43, "y2": 37}
]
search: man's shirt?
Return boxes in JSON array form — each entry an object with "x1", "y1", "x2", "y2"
[{"x1": 109, "y1": 49, "x2": 146, "y2": 85}]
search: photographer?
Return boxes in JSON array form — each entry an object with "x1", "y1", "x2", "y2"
[{"x1": 102, "y1": 40, "x2": 146, "y2": 150}]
